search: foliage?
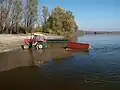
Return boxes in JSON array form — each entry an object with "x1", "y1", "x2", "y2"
[
  {"x1": 23, "y1": 0, "x2": 38, "y2": 33},
  {"x1": 43, "y1": 6, "x2": 78, "y2": 36},
  {"x1": 0, "y1": 0, "x2": 38, "y2": 34},
  {"x1": 36, "y1": 26, "x2": 43, "y2": 32},
  {"x1": 0, "y1": 1, "x2": 78, "y2": 36}
]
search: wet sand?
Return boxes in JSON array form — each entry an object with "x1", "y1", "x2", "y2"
[{"x1": 0, "y1": 48, "x2": 72, "y2": 72}]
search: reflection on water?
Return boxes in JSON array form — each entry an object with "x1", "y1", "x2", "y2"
[
  {"x1": 0, "y1": 46, "x2": 74, "y2": 72},
  {"x1": 28, "y1": 49, "x2": 38, "y2": 66},
  {"x1": 1, "y1": 35, "x2": 120, "y2": 90},
  {"x1": 0, "y1": 49, "x2": 42, "y2": 71}
]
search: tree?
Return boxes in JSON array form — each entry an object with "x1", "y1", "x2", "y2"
[
  {"x1": 0, "y1": 0, "x2": 23, "y2": 34},
  {"x1": 8, "y1": 0, "x2": 22, "y2": 33},
  {"x1": 42, "y1": 6, "x2": 49, "y2": 25},
  {"x1": 0, "y1": 0, "x2": 40, "y2": 34},
  {"x1": 37, "y1": 6, "x2": 49, "y2": 32},
  {"x1": 41, "y1": 6, "x2": 49, "y2": 32},
  {"x1": 0, "y1": 0, "x2": 15, "y2": 33},
  {"x1": 44, "y1": 6, "x2": 78, "y2": 36},
  {"x1": 0, "y1": 1, "x2": 78, "y2": 35},
  {"x1": 23, "y1": 0, "x2": 38, "y2": 33}
]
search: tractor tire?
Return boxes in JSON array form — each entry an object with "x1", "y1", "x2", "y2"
[{"x1": 36, "y1": 43, "x2": 43, "y2": 50}]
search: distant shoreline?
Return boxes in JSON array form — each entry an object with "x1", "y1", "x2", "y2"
[{"x1": 82, "y1": 30, "x2": 120, "y2": 34}]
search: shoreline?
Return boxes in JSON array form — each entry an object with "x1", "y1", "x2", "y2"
[
  {"x1": 0, "y1": 34, "x2": 71, "y2": 72},
  {"x1": 0, "y1": 34, "x2": 64, "y2": 53}
]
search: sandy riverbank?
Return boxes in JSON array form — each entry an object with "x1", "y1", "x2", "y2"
[{"x1": 0, "y1": 34, "x2": 64, "y2": 53}]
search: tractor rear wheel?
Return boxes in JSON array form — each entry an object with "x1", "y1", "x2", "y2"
[{"x1": 36, "y1": 43, "x2": 43, "y2": 50}]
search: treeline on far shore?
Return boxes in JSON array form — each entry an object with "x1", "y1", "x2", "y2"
[{"x1": 83, "y1": 31, "x2": 120, "y2": 35}]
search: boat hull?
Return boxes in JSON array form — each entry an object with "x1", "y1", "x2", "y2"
[{"x1": 67, "y1": 42, "x2": 90, "y2": 50}]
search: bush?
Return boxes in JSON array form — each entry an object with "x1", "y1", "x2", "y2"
[
  {"x1": 18, "y1": 27, "x2": 26, "y2": 34},
  {"x1": 36, "y1": 27, "x2": 43, "y2": 32}
]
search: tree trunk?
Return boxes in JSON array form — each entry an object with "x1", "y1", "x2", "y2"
[{"x1": 15, "y1": 23, "x2": 18, "y2": 34}]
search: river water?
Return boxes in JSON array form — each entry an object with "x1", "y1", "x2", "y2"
[{"x1": 1, "y1": 35, "x2": 120, "y2": 90}]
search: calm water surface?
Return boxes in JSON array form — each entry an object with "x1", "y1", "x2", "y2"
[{"x1": 1, "y1": 35, "x2": 120, "y2": 90}]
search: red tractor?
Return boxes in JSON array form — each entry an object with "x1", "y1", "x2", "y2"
[{"x1": 21, "y1": 33, "x2": 47, "y2": 50}]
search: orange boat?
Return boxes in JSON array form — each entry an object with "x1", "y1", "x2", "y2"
[{"x1": 66, "y1": 42, "x2": 91, "y2": 50}]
